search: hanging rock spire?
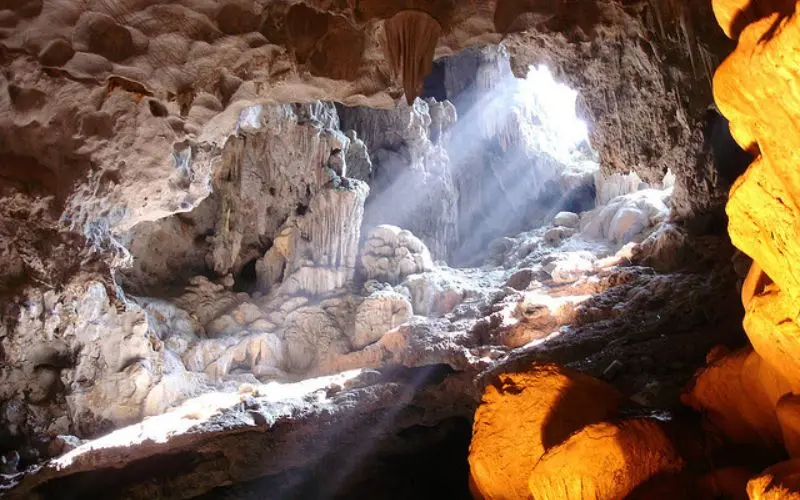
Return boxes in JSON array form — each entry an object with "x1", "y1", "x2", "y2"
[{"x1": 384, "y1": 10, "x2": 442, "y2": 105}]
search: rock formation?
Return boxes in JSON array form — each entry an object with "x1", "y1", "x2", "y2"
[
  {"x1": 469, "y1": 363, "x2": 625, "y2": 499},
  {"x1": 384, "y1": 11, "x2": 443, "y2": 105},
  {"x1": 339, "y1": 98, "x2": 459, "y2": 260},
  {"x1": 677, "y1": 1, "x2": 800, "y2": 495}
]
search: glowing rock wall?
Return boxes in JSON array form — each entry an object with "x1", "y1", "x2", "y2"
[
  {"x1": 685, "y1": 0, "x2": 800, "y2": 452},
  {"x1": 685, "y1": 0, "x2": 800, "y2": 496}
]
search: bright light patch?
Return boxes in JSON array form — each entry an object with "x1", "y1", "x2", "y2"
[
  {"x1": 52, "y1": 369, "x2": 365, "y2": 471},
  {"x1": 514, "y1": 65, "x2": 590, "y2": 162}
]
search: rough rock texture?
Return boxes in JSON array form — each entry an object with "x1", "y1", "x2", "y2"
[
  {"x1": 6, "y1": 369, "x2": 478, "y2": 499},
  {"x1": 385, "y1": 11, "x2": 442, "y2": 105},
  {"x1": 582, "y1": 188, "x2": 671, "y2": 245},
  {"x1": 0, "y1": 0, "x2": 735, "y2": 312},
  {"x1": 359, "y1": 225, "x2": 434, "y2": 284},
  {"x1": 120, "y1": 102, "x2": 363, "y2": 294},
  {"x1": 0, "y1": 0, "x2": 757, "y2": 494},
  {"x1": 747, "y1": 459, "x2": 800, "y2": 500},
  {"x1": 0, "y1": 281, "x2": 197, "y2": 440},
  {"x1": 4, "y1": 212, "x2": 748, "y2": 494},
  {"x1": 352, "y1": 291, "x2": 412, "y2": 349}
]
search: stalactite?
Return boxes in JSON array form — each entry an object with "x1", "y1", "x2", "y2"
[{"x1": 384, "y1": 10, "x2": 442, "y2": 105}]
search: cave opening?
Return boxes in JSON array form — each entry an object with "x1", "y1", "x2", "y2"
[{"x1": 0, "y1": 0, "x2": 782, "y2": 496}]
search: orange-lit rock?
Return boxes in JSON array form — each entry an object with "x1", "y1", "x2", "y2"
[
  {"x1": 682, "y1": 347, "x2": 790, "y2": 452},
  {"x1": 777, "y1": 394, "x2": 800, "y2": 458},
  {"x1": 528, "y1": 418, "x2": 687, "y2": 499},
  {"x1": 468, "y1": 363, "x2": 625, "y2": 499},
  {"x1": 747, "y1": 459, "x2": 800, "y2": 499},
  {"x1": 744, "y1": 287, "x2": 800, "y2": 395},
  {"x1": 709, "y1": 0, "x2": 800, "y2": 468},
  {"x1": 714, "y1": 0, "x2": 800, "y2": 321}
]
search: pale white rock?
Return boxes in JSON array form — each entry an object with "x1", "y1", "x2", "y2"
[
  {"x1": 402, "y1": 273, "x2": 464, "y2": 317},
  {"x1": 360, "y1": 225, "x2": 434, "y2": 284},
  {"x1": 545, "y1": 252, "x2": 596, "y2": 284},
  {"x1": 282, "y1": 307, "x2": 349, "y2": 374},
  {"x1": 608, "y1": 207, "x2": 646, "y2": 244},
  {"x1": 231, "y1": 302, "x2": 263, "y2": 325},
  {"x1": 352, "y1": 292, "x2": 412, "y2": 349},
  {"x1": 247, "y1": 319, "x2": 276, "y2": 333},
  {"x1": 339, "y1": 100, "x2": 458, "y2": 259},
  {"x1": 205, "y1": 315, "x2": 239, "y2": 338},
  {"x1": 581, "y1": 189, "x2": 670, "y2": 244},
  {"x1": 279, "y1": 296, "x2": 309, "y2": 314},
  {"x1": 182, "y1": 337, "x2": 238, "y2": 373},
  {"x1": 173, "y1": 276, "x2": 243, "y2": 326},
  {"x1": 594, "y1": 170, "x2": 644, "y2": 206},
  {"x1": 552, "y1": 211, "x2": 580, "y2": 228},
  {"x1": 544, "y1": 226, "x2": 577, "y2": 246},
  {"x1": 138, "y1": 298, "x2": 201, "y2": 356},
  {"x1": 256, "y1": 180, "x2": 369, "y2": 298},
  {"x1": 278, "y1": 267, "x2": 351, "y2": 297},
  {"x1": 143, "y1": 371, "x2": 209, "y2": 417}
]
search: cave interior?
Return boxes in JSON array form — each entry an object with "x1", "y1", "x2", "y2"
[{"x1": 1, "y1": 0, "x2": 799, "y2": 498}]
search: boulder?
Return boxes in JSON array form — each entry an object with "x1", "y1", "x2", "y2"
[
  {"x1": 681, "y1": 347, "x2": 790, "y2": 453},
  {"x1": 552, "y1": 211, "x2": 580, "y2": 228},
  {"x1": 528, "y1": 418, "x2": 687, "y2": 499},
  {"x1": 505, "y1": 268, "x2": 534, "y2": 291},
  {"x1": 469, "y1": 363, "x2": 625, "y2": 499},
  {"x1": 403, "y1": 273, "x2": 464, "y2": 317},
  {"x1": 581, "y1": 189, "x2": 669, "y2": 244},
  {"x1": 282, "y1": 307, "x2": 349, "y2": 374}
]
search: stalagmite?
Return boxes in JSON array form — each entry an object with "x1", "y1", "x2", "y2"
[{"x1": 384, "y1": 10, "x2": 442, "y2": 105}]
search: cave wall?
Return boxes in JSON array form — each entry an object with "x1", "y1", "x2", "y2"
[
  {"x1": 502, "y1": 0, "x2": 735, "y2": 230},
  {"x1": 680, "y1": 0, "x2": 800, "y2": 476},
  {"x1": 120, "y1": 102, "x2": 348, "y2": 295},
  {"x1": 467, "y1": 1, "x2": 800, "y2": 497},
  {"x1": 0, "y1": 0, "x2": 734, "y2": 303}
]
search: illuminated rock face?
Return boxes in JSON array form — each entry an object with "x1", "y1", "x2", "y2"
[
  {"x1": 468, "y1": 363, "x2": 625, "y2": 499},
  {"x1": 528, "y1": 418, "x2": 687, "y2": 499},
  {"x1": 679, "y1": 0, "x2": 800, "y2": 461},
  {"x1": 682, "y1": 347, "x2": 789, "y2": 453},
  {"x1": 747, "y1": 459, "x2": 800, "y2": 499},
  {"x1": 714, "y1": 0, "x2": 800, "y2": 379},
  {"x1": 679, "y1": 1, "x2": 800, "y2": 497}
]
